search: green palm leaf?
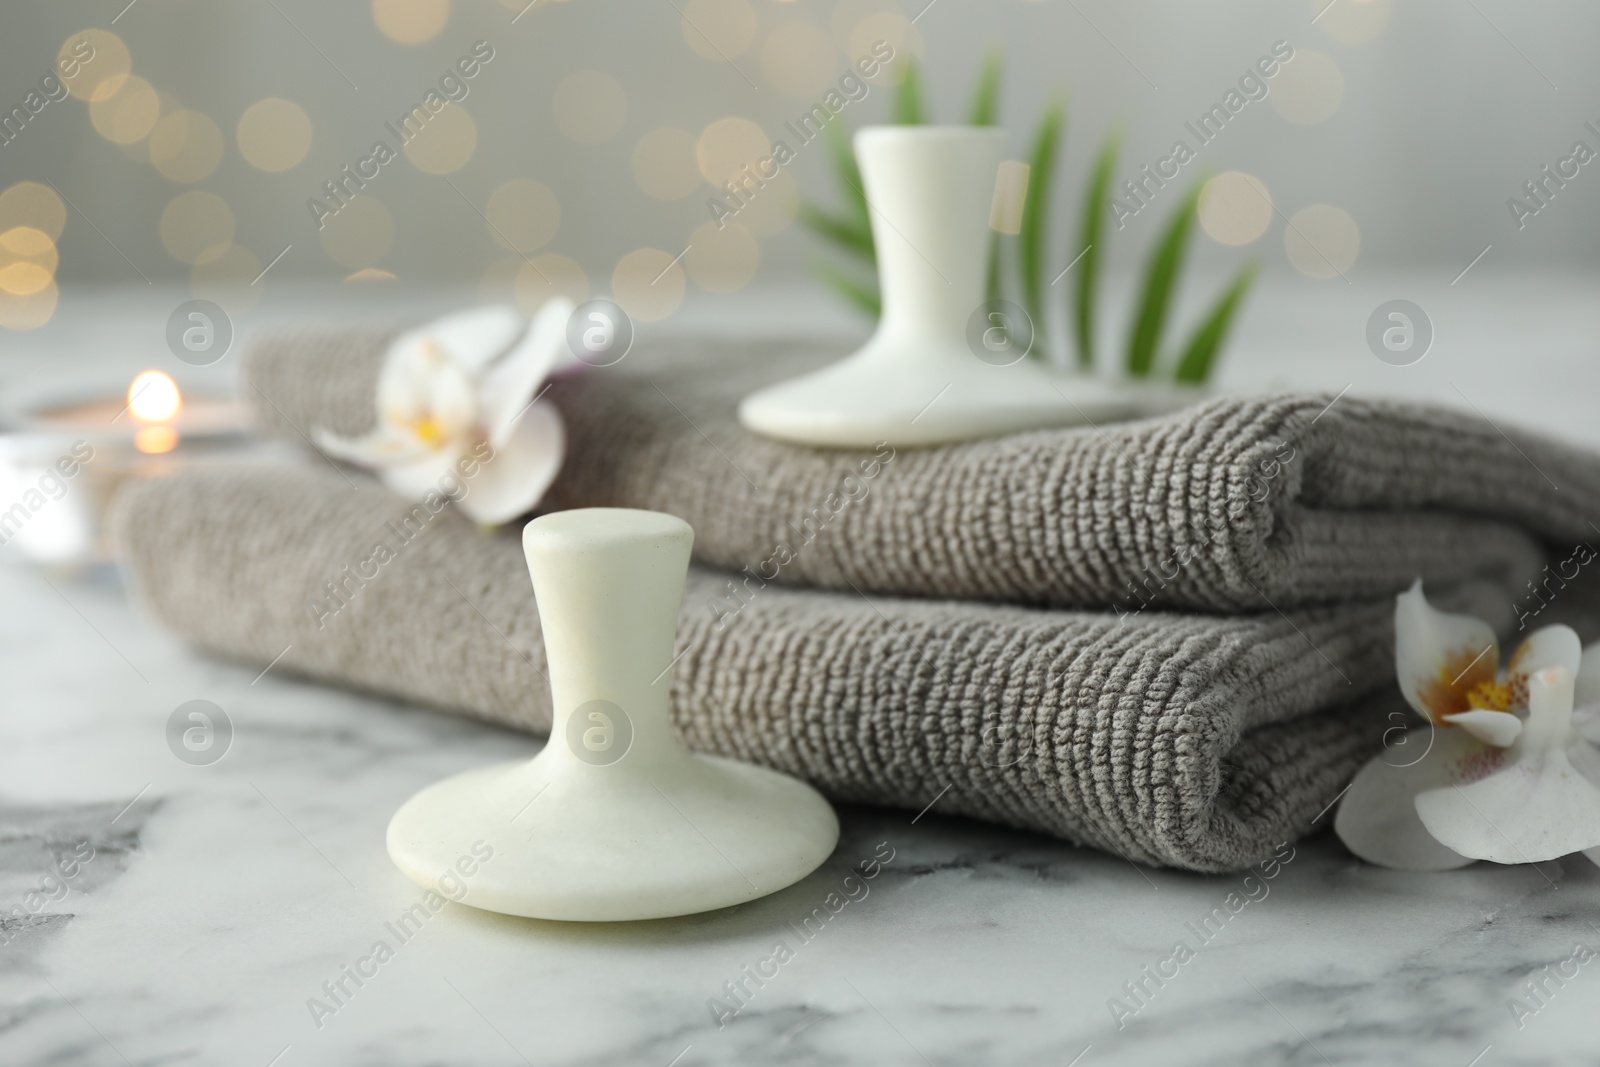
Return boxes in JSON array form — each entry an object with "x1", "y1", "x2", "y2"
[
  {"x1": 986, "y1": 233, "x2": 1003, "y2": 304},
  {"x1": 1174, "y1": 263, "x2": 1255, "y2": 384},
  {"x1": 822, "y1": 119, "x2": 869, "y2": 240},
  {"x1": 810, "y1": 260, "x2": 881, "y2": 317},
  {"x1": 1073, "y1": 131, "x2": 1119, "y2": 370},
  {"x1": 894, "y1": 58, "x2": 926, "y2": 125},
  {"x1": 798, "y1": 203, "x2": 874, "y2": 259},
  {"x1": 1018, "y1": 98, "x2": 1063, "y2": 354},
  {"x1": 967, "y1": 50, "x2": 1003, "y2": 126},
  {"x1": 1126, "y1": 182, "x2": 1201, "y2": 378},
  {"x1": 792, "y1": 61, "x2": 1256, "y2": 382},
  {"x1": 968, "y1": 51, "x2": 1004, "y2": 301}
]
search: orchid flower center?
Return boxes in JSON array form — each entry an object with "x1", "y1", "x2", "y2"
[
  {"x1": 375, "y1": 339, "x2": 479, "y2": 452},
  {"x1": 1465, "y1": 678, "x2": 1513, "y2": 712},
  {"x1": 412, "y1": 416, "x2": 449, "y2": 448}
]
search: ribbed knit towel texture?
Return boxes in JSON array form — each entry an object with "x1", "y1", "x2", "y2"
[
  {"x1": 115, "y1": 465, "x2": 1459, "y2": 872},
  {"x1": 243, "y1": 328, "x2": 1600, "y2": 614},
  {"x1": 133, "y1": 323, "x2": 1600, "y2": 870}
]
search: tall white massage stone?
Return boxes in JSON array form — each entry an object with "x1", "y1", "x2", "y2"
[
  {"x1": 386, "y1": 507, "x2": 839, "y2": 921},
  {"x1": 739, "y1": 125, "x2": 1127, "y2": 449}
]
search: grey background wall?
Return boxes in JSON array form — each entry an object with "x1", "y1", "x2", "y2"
[{"x1": 1, "y1": 0, "x2": 1597, "y2": 323}]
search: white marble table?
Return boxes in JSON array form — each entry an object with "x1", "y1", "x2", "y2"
[{"x1": 4, "y1": 274, "x2": 1600, "y2": 1066}]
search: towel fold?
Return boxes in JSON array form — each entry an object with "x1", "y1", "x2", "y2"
[
  {"x1": 117, "y1": 464, "x2": 1543, "y2": 872},
  {"x1": 244, "y1": 328, "x2": 1595, "y2": 614},
  {"x1": 183, "y1": 323, "x2": 1600, "y2": 871}
]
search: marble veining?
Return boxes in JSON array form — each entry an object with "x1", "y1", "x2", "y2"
[{"x1": 4, "y1": 557, "x2": 1600, "y2": 1067}]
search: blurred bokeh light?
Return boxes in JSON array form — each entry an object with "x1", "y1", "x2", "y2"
[
  {"x1": 1285, "y1": 203, "x2": 1360, "y2": 278},
  {"x1": 237, "y1": 98, "x2": 313, "y2": 172},
  {"x1": 1199, "y1": 172, "x2": 1273, "y2": 247}
]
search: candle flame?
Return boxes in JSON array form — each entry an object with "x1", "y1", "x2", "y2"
[{"x1": 128, "y1": 370, "x2": 181, "y2": 423}]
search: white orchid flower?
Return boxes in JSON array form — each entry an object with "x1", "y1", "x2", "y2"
[
  {"x1": 1416, "y1": 663, "x2": 1600, "y2": 864},
  {"x1": 1335, "y1": 580, "x2": 1600, "y2": 870},
  {"x1": 316, "y1": 300, "x2": 573, "y2": 526}
]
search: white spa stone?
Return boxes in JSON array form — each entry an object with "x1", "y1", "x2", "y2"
[
  {"x1": 385, "y1": 507, "x2": 840, "y2": 921},
  {"x1": 738, "y1": 126, "x2": 1133, "y2": 449}
]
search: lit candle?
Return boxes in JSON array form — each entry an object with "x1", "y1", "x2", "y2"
[
  {"x1": 0, "y1": 371, "x2": 255, "y2": 568},
  {"x1": 127, "y1": 370, "x2": 182, "y2": 454}
]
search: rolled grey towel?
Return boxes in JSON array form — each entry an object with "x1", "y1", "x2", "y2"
[
  {"x1": 115, "y1": 465, "x2": 1544, "y2": 872},
  {"x1": 245, "y1": 328, "x2": 1591, "y2": 613}
]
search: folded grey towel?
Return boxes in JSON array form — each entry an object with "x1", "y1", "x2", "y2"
[
  {"x1": 245, "y1": 329, "x2": 1593, "y2": 614},
  {"x1": 117, "y1": 465, "x2": 1547, "y2": 872}
]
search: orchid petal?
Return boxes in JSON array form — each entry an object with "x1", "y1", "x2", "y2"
[
  {"x1": 1442, "y1": 710, "x2": 1523, "y2": 748},
  {"x1": 1522, "y1": 665, "x2": 1576, "y2": 751},
  {"x1": 378, "y1": 440, "x2": 470, "y2": 501},
  {"x1": 1575, "y1": 643, "x2": 1600, "y2": 707},
  {"x1": 407, "y1": 305, "x2": 525, "y2": 374},
  {"x1": 376, "y1": 338, "x2": 478, "y2": 443},
  {"x1": 1334, "y1": 725, "x2": 1479, "y2": 870},
  {"x1": 1395, "y1": 580, "x2": 1499, "y2": 725},
  {"x1": 1575, "y1": 704, "x2": 1600, "y2": 745},
  {"x1": 1574, "y1": 739, "x2": 1600, "y2": 874},
  {"x1": 479, "y1": 297, "x2": 573, "y2": 449},
  {"x1": 1506, "y1": 624, "x2": 1583, "y2": 695},
  {"x1": 456, "y1": 400, "x2": 565, "y2": 526},
  {"x1": 1568, "y1": 736, "x2": 1600, "y2": 786},
  {"x1": 1415, "y1": 668, "x2": 1600, "y2": 863},
  {"x1": 1568, "y1": 643, "x2": 1600, "y2": 743},
  {"x1": 314, "y1": 426, "x2": 434, "y2": 468},
  {"x1": 1414, "y1": 749, "x2": 1600, "y2": 863}
]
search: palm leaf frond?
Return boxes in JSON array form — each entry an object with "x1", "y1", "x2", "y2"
[
  {"x1": 986, "y1": 233, "x2": 1003, "y2": 304},
  {"x1": 798, "y1": 203, "x2": 874, "y2": 259},
  {"x1": 1126, "y1": 182, "x2": 1201, "y2": 378},
  {"x1": 1174, "y1": 263, "x2": 1255, "y2": 384},
  {"x1": 893, "y1": 58, "x2": 926, "y2": 125},
  {"x1": 822, "y1": 119, "x2": 869, "y2": 237},
  {"x1": 1073, "y1": 130, "x2": 1119, "y2": 370},
  {"x1": 1018, "y1": 98, "x2": 1063, "y2": 354},
  {"x1": 967, "y1": 50, "x2": 1003, "y2": 126},
  {"x1": 810, "y1": 260, "x2": 881, "y2": 317}
]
